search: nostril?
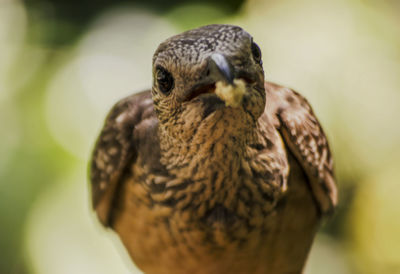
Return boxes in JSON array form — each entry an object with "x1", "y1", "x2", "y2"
[{"x1": 205, "y1": 69, "x2": 210, "y2": 76}]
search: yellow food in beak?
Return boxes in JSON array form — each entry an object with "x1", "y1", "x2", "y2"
[{"x1": 215, "y1": 79, "x2": 246, "y2": 107}]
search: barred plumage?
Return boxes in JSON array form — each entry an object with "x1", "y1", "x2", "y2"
[{"x1": 90, "y1": 24, "x2": 337, "y2": 274}]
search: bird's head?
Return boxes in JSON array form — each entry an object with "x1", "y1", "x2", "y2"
[{"x1": 151, "y1": 24, "x2": 265, "y2": 137}]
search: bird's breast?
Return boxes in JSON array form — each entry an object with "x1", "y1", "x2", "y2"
[
  {"x1": 121, "y1": 139, "x2": 288, "y2": 240},
  {"x1": 112, "y1": 115, "x2": 291, "y2": 273},
  {"x1": 114, "y1": 171, "x2": 286, "y2": 274}
]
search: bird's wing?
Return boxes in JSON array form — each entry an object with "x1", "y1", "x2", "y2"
[
  {"x1": 265, "y1": 82, "x2": 338, "y2": 215},
  {"x1": 89, "y1": 90, "x2": 154, "y2": 226}
]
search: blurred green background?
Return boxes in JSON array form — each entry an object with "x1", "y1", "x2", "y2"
[{"x1": 1, "y1": 0, "x2": 400, "y2": 273}]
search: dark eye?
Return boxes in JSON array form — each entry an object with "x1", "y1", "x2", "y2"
[
  {"x1": 156, "y1": 66, "x2": 174, "y2": 95},
  {"x1": 251, "y1": 42, "x2": 262, "y2": 64}
]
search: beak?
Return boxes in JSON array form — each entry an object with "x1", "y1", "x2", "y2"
[
  {"x1": 182, "y1": 53, "x2": 237, "y2": 102},
  {"x1": 208, "y1": 53, "x2": 234, "y2": 85}
]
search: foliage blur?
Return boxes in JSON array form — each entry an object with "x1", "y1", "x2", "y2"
[{"x1": 1, "y1": 0, "x2": 399, "y2": 273}]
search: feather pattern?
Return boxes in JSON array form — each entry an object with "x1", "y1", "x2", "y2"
[
  {"x1": 265, "y1": 82, "x2": 337, "y2": 214},
  {"x1": 90, "y1": 91, "x2": 153, "y2": 225}
]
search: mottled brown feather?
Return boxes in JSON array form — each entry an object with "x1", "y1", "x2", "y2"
[
  {"x1": 264, "y1": 82, "x2": 338, "y2": 214},
  {"x1": 90, "y1": 90, "x2": 154, "y2": 225},
  {"x1": 89, "y1": 24, "x2": 337, "y2": 274},
  {"x1": 90, "y1": 82, "x2": 337, "y2": 274}
]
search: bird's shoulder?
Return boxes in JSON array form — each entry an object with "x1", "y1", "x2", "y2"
[
  {"x1": 262, "y1": 82, "x2": 338, "y2": 215},
  {"x1": 90, "y1": 90, "x2": 157, "y2": 226}
]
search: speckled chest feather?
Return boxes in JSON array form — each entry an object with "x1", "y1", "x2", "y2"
[{"x1": 110, "y1": 97, "x2": 291, "y2": 272}]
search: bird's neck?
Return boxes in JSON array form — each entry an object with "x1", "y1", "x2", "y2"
[
  {"x1": 156, "y1": 106, "x2": 284, "y2": 220},
  {"x1": 158, "y1": 107, "x2": 258, "y2": 180}
]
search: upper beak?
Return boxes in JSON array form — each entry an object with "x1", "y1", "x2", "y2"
[
  {"x1": 183, "y1": 53, "x2": 246, "y2": 102},
  {"x1": 208, "y1": 53, "x2": 234, "y2": 85}
]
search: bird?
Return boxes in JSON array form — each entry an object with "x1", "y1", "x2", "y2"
[{"x1": 89, "y1": 24, "x2": 338, "y2": 274}]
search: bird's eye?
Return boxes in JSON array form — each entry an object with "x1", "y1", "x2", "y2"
[
  {"x1": 156, "y1": 66, "x2": 174, "y2": 95},
  {"x1": 251, "y1": 42, "x2": 262, "y2": 64}
]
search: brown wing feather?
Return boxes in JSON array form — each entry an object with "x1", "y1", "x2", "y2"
[
  {"x1": 265, "y1": 82, "x2": 338, "y2": 215},
  {"x1": 90, "y1": 90, "x2": 153, "y2": 226}
]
